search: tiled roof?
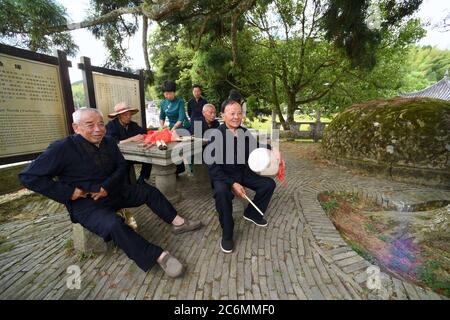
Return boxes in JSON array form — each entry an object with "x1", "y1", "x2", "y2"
[{"x1": 400, "y1": 73, "x2": 450, "y2": 101}]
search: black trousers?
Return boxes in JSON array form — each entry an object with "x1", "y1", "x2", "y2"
[
  {"x1": 70, "y1": 184, "x2": 177, "y2": 272},
  {"x1": 126, "y1": 161, "x2": 152, "y2": 184},
  {"x1": 212, "y1": 173, "x2": 276, "y2": 241}
]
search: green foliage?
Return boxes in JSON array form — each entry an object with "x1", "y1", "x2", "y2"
[
  {"x1": 0, "y1": 0, "x2": 78, "y2": 55},
  {"x1": 400, "y1": 46, "x2": 450, "y2": 92},
  {"x1": 0, "y1": 243, "x2": 15, "y2": 254},
  {"x1": 322, "y1": 198, "x2": 339, "y2": 215},
  {"x1": 322, "y1": 0, "x2": 381, "y2": 68},
  {"x1": 77, "y1": 251, "x2": 96, "y2": 262},
  {"x1": 64, "y1": 238, "x2": 74, "y2": 255},
  {"x1": 147, "y1": 26, "x2": 195, "y2": 101},
  {"x1": 190, "y1": 47, "x2": 233, "y2": 105},
  {"x1": 364, "y1": 222, "x2": 379, "y2": 233},
  {"x1": 322, "y1": 0, "x2": 423, "y2": 69},
  {"x1": 71, "y1": 81, "x2": 86, "y2": 108},
  {"x1": 1, "y1": 0, "x2": 430, "y2": 122},
  {"x1": 416, "y1": 260, "x2": 450, "y2": 296},
  {"x1": 89, "y1": 1, "x2": 142, "y2": 69}
]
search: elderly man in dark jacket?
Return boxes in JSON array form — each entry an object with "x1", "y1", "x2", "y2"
[
  {"x1": 205, "y1": 99, "x2": 280, "y2": 253},
  {"x1": 188, "y1": 103, "x2": 220, "y2": 137},
  {"x1": 19, "y1": 107, "x2": 202, "y2": 278},
  {"x1": 106, "y1": 102, "x2": 151, "y2": 185}
]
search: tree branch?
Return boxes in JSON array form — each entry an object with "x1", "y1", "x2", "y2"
[
  {"x1": 142, "y1": 16, "x2": 150, "y2": 72},
  {"x1": 48, "y1": 6, "x2": 143, "y2": 33}
]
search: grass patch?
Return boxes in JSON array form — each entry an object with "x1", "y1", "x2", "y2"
[
  {"x1": 364, "y1": 222, "x2": 379, "y2": 233},
  {"x1": 247, "y1": 114, "x2": 333, "y2": 131},
  {"x1": 77, "y1": 251, "x2": 96, "y2": 262},
  {"x1": 348, "y1": 241, "x2": 376, "y2": 264},
  {"x1": 0, "y1": 243, "x2": 15, "y2": 254},
  {"x1": 64, "y1": 238, "x2": 74, "y2": 255},
  {"x1": 322, "y1": 198, "x2": 338, "y2": 215},
  {"x1": 318, "y1": 190, "x2": 449, "y2": 298},
  {"x1": 0, "y1": 164, "x2": 28, "y2": 195},
  {"x1": 319, "y1": 191, "x2": 360, "y2": 216},
  {"x1": 416, "y1": 260, "x2": 450, "y2": 296}
]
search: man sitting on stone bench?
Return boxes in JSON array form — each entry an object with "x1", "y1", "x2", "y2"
[{"x1": 18, "y1": 107, "x2": 202, "y2": 278}]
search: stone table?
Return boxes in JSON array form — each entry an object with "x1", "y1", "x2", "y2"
[{"x1": 118, "y1": 138, "x2": 206, "y2": 203}]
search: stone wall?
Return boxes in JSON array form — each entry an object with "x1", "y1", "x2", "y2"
[{"x1": 321, "y1": 97, "x2": 450, "y2": 188}]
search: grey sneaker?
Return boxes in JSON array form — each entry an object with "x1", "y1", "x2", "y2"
[
  {"x1": 172, "y1": 218, "x2": 202, "y2": 234},
  {"x1": 157, "y1": 252, "x2": 184, "y2": 278}
]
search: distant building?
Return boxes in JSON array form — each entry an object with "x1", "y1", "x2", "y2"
[
  {"x1": 400, "y1": 71, "x2": 450, "y2": 101},
  {"x1": 146, "y1": 101, "x2": 160, "y2": 128}
]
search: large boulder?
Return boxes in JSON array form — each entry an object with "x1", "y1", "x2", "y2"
[{"x1": 322, "y1": 97, "x2": 450, "y2": 188}]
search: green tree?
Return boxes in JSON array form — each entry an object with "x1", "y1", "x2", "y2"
[
  {"x1": 322, "y1": 0, "x2": 423, "y2": 69},
  {"x1": 0, "y1": 0, "x2": 77, "y2": 55},
  {"x1": 399, "y1": 45, "x2": 450, "y2": 92}
]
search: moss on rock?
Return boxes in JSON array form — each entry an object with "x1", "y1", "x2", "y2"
[{"x1": 322, "y1": 97, "x2": 450, "y2": 186}]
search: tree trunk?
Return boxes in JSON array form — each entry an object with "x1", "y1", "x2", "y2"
[
  {"x1": 271, "y1": 74, "x2": 289, "y2": 130},
  {"x1": 286, "y1": 91, "x2": 296, "y2": 125},
  {"x1": 142, "y1": 16, "x2": 150, "y2": 72},
  {"x1": 231, "y1": 15, "x2": 238, "y2": 66}
]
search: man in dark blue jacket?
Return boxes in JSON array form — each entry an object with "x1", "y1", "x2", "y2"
[
  {"x1": 189, "y1": 103, "x2": 220, "y2": 137},
  {"x1": 205, "y1": 99, "x2": 279, "y2": 253},
  {"x1": 19, "y1": 108, "x2": 202, "y2": 278},
  {"x1": 106, "y1": 102, "x2": 151, "y2": 185}
]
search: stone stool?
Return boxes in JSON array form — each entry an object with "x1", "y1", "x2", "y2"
[{"x1": 72, "y1": 209, "x2": 138, "y2": 254}]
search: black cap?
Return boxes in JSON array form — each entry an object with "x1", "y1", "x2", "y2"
[{"x1": 162, "y1": 80, "x2": 176, "y2": 92}]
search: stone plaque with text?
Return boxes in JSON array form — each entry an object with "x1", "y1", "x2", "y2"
[
  {"x1": 92, "y1": 72, "x2": 142, "y2": 126},
  {"x1": 0, "y1": 54, "x2": 68, "y2": 159}
]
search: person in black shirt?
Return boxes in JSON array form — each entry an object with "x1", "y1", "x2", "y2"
[
  {"x1": 19, "y1": 108, "x2": 202, "y2": 277},
  {"x1": 187, "y1": 84, "x2": 208, "y2": 121},
  {"x1": 205, "y1": 99, "x2": 280, "y2": 253},
  {"x1": 106, "y1": 102, "x2": 151, "y2": 185}
]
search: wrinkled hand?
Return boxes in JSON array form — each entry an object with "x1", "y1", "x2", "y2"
[
  {"x1": 231, "y1": 182, "x2": 246, "y2": 198},
  {"x1": 91, "y1": 187, "x2": 108, "y2": 201},
  {"x1": 70, "y1": 188, "x2": 89, "y2": 201}
]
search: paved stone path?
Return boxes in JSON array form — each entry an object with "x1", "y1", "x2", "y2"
[{"x1": 0, "y1": 142, "x2": 448, "y2": 300}]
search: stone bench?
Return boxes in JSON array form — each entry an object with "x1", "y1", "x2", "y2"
[{"x1": 72, "y1": 209, "x2": 137, "y2": 254}]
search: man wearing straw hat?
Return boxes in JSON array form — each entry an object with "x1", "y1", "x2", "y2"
[
  {"x1": 205, "y1": 99, "x2": 280, "y2": 253},
  {"x1": 106, "y1": 102, "x2": 151, "y2": 185}
]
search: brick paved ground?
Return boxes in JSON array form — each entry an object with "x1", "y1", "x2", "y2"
[{"x1": 0, "y1": 142, "x2": 448, "y2": 300}]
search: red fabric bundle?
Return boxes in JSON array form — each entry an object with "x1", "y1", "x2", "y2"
[
  {"x1": 277, "y1": 158, "x2": 286, "y2": 188},
  {"x1": 143, "y1": 128, "x2": 174, "y2": 145}
]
